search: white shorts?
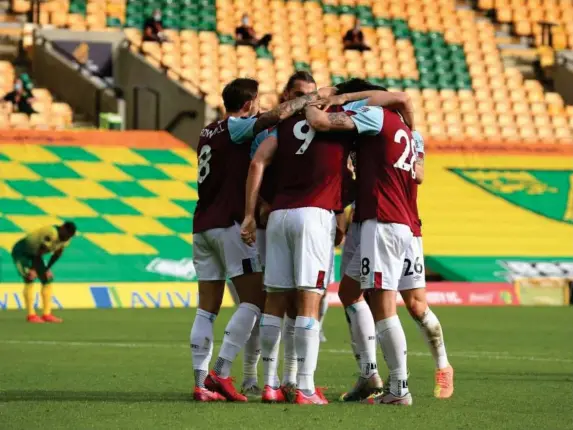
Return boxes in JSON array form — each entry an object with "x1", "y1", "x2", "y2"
[
  {"x1": 359, "y1": 220, "x2": 413, "y2": 291},
  {"x1": 264, "y1": 207, "x2": 336, "y2": 293},
  {"x1": 397, "y1": 236, "x2": 426, "y2": 291},
  {"x1": 341, "y1": 222, "x2": 360, "y2": 279},
  {"x1": 257, "y1": 228, "x2": 266, "y2": 268},
  {"x1": 193, "y1": 222, "x2": 262, "y2": 281}
]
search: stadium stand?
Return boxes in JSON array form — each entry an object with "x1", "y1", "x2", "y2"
[
  {"x1": 0, "y1": 61, "x2": 73, "y2": 129},
  {"x1": 9, "y1": 0, "x2": 573, "y2": 142},
  {"x1": 477, "y1": 0, "x2": 573, "y2": 49},
  {"x1": 0, "y1": 138, "x2": 200, "y2": 283}
]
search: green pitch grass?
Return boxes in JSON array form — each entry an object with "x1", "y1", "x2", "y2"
[{"x1": 1, "y1": 307, "x2": 572, "y2": 430}]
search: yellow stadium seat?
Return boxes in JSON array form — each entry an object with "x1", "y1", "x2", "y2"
[
  {"x1": 29, "y1": 113, "x2": 50, "y2": 130},
  {"x1": 10, "y1": 113, "x2": 29, "y2": 129}
]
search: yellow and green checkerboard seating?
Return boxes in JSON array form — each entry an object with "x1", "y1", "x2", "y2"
[{"x1": 0, "y1": 142, "x2": 199, "y2": 283}]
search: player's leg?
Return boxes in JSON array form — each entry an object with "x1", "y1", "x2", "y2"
[
  {"x1": 318, "y1": 296, "x2": 328, "y2": 342},
  {"x1": 190, "y1": 231, "x2": 226, "y2": 402},
  {"x1": 227, "y1": 279, "x2": 261, "y2": 394},
  {"x1": 12, "y1": 247, "x2": 41, "y2": 323},
  {"x1": 292, "y1": 207, "x2": 334, "y2": 405},
  {"x1": 240, "y1": 228, "x2": 268, "y2": 396},
  {"x1": 259, "y1": 213, "x2": 294, "y2": 403},
  {"x1": 209, "y1": 223, "x2": 264, "y2": 402},
  {"x1": 338, "y1": 248, "x2": 382, "y2": 401},
  {"x1": 339, "y1": 222, "x2": 363, "y2": 370},
  {"x1": 361, "y1": 221, "x2": 413, "y2": 406},
  {"x1": 36, "y1": 260, "x2": 62, "y2": 323},
  {"x1": 281, "y1": 298, "x2": 298, "y2": 399},
  {"x1": 318, "y1": 251, "x2": 334, "y2": 342},
  {"x1": 399, "y1": 237, "x2": 453, "y2": 398},
  {"x1": 227, "y1": 279, "x2": 240, "y2": 306}
]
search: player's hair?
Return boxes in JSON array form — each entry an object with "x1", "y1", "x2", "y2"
[
  {"x1": 222, "y1": 78, "x2": 259, "y2": 112},
  {"x1": 335, "y1": 78, "x2": 387, "y2": 95},
  {"x1": 62, "y1": 221, "x2": 77, "y2": 235},
  {"x1": 285, "y1": 71, "x2": 316, "y2": 91}
]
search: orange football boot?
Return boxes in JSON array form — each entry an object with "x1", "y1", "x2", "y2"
[
  {"x1": 193, "y1": 387, "x2": 226, "y2": 402},
  {"x1": 205, "y1": 371, "x2": 247, "y2": 402},
  {"x1": 42, "y1": 314, "x2": 63, "y2": 323},
  {"x1": 27, "y1": 315, "x2": 44, "y2": 324},
  {"x1": 294, "y1": 388, "x2": 328, "y2": 405},
  {"x1": 434, "y1": 365, "x2": 454, "y2": 399}
]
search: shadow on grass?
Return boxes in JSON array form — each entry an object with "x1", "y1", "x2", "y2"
[{"x1": 0, "y1": 390, "x2": 192, "y2": 403}]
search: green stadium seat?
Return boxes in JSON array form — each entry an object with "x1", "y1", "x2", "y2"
[
  {"x1": 331, "y1": 75, "x2": 346, "y2": 86},
  {"x1": 218, "y1": 34, "x2": 234, "y2": 45},
  {"x1": 69, "y1": 2, "x2": 87, "y2": 15},
  {"x1": 294, "y1": 61, "x2": 311, "y2": 72},
  {"x1": 375, "y1": 17, "x2": 392, "y2": 28},
  {"x1": 106, "y1": 17, "x2": 123, "y2": 28}
]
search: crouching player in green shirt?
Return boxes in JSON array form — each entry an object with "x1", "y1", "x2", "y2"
[{"x1": 11, "y1": 221, "x2": 77, "y2": 323}]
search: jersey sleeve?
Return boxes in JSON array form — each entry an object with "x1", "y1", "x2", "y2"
[
  {"x1": 412, "y1": 130, "x2": 425, "y2": 155},
  {"x1": 228, "y1": 116, "x2": 258, "y2": 144},
  {"x1": 347, "y1": 106, "x2": 384, "y2": 135},
  {"x1": 342, "y1": 99, "x2": 368, "y2": 111}
]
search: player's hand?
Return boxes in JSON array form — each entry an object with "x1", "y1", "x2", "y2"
[
  {"x1": 308, "y1": 94, "x2": 348, "y2": 111},
  {"x1": 240, "y1": 216, "x2": 257, "y2": 246},
  {"x1": 24, "y1": 269, "x2": 37, "y2": 283},
  {"x1": 44, "y1": 270, "x2": 54, "y2": 282}
]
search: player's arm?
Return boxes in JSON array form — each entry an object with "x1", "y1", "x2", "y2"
[
  {"x1": 241, "y1": 133, "x2": 278, "y2": 245},
  {"x1": 414, "y1": 157, "x2": 424, "y2": 184},
  {"x1": 311, "y1": 91, "x2": 414, "y2": 129},
  {"x1": 252, "y1": 93, "x2": 318, "y2": 136},
  {"x1": 305, "y1": 105, "x2": 383, "y2": 136},
  {"x1": 46, "y1": 248, "x2": 63, "y2": 270},
  {"x1": 412, "y1": 130, "x2": 425, "y2": 184},
  {"x1": 335, "y1": 212, "x2": 347, "y2": 246},
  {"x1": 304, "y1": 105, "x2": 358, "y2": 132}
]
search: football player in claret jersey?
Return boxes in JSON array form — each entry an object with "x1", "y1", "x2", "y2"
[
  {"x1": 223, "y1": 71, "x2": 321, "y2": 399},
  {"x1": 395, "y1": 133, "x2": 454, "y2": 399},
  {"x1": 304, "y1": 90, "x2": 419, "y2": 406},
  {"x1": 11, "y1": 221, "x2": 76, "y2": 323},
  {"x1": 317, "y1": 81, "x2": 454, "y2": 401},
  {"x1": 190, "y1": 78, "x2": 324, "y2": 402},
  {"x1": 241, "y1": 82, "x2": 413, "y2": 405},
  {"x1": 252, "y1": 71, "x2": 320, "y2": 401}
]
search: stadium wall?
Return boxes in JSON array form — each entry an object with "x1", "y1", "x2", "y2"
[
  {"x1": 115, "y1": 47, "x2": 212, "y2": 147},
  {"x1": 31, "y1": 39, "x2": 118, "y2": 123},
  {"x1": 553, "y1": 51, "x2": 573, "y2": 106}
]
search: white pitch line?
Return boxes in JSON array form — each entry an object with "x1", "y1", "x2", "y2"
[{"x1": 2, "y1": 339, "x2": 573, "y2": 364}]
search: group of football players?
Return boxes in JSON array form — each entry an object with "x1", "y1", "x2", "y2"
[{"x1": 189, "y1": 71, "x2": 454, "y2": 406}]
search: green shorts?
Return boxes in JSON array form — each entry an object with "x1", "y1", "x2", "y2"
[{"x1": 11, "y1": 240, "x2": 48, "y2": 281}]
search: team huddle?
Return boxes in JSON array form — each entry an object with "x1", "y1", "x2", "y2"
[{"x1": 190, "y1": 72, "x2": 454, "y2": 405}]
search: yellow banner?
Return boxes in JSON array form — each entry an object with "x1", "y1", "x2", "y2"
[
  {"x1": 0, "y1": 282, "x2": 236, "y2": 310},
  {"x1": 421, "y1": 153, "x2": 573, "y2": 257}
]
